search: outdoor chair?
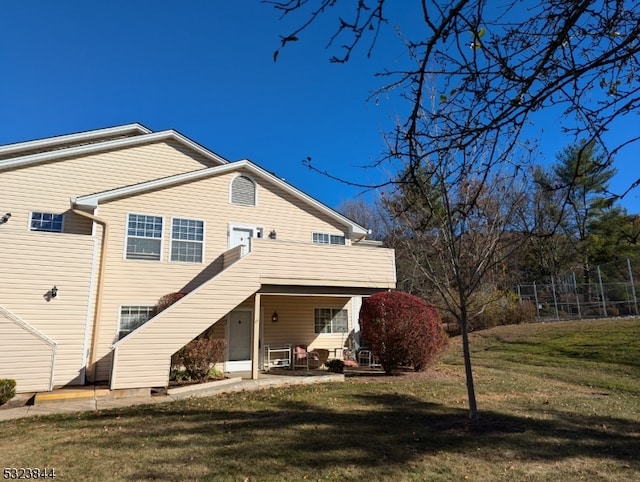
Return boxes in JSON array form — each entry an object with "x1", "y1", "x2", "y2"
[
  {"x1": 357, "y1": 349, "x2": 381, "y2": 368},
  {"x1": 292, "y1": 345, "x2": 320, "y2": 370}
]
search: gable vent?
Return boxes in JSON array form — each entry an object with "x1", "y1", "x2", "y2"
[{"x1": 231, "y1": 175, "x2": 256, "y2": 206}]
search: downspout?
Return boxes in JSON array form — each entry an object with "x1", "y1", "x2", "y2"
[{"x1": 72, "y1": 208, "x2": 109, "y2": 382}]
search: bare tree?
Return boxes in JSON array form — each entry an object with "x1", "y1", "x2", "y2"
[
  {"x1": 383, "y1": 138, "x2": 533, "y2": 419},
  {"x1": 338, "y1": 198, "x2": 387, "y2": 241},
  {"x1": 269, "y1": 0, "x2": 640, "y2": 198},
  {"x1": 267, "y1": 0, "x2": 640, "y2": 420}
]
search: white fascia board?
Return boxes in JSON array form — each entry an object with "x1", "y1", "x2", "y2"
[
  {"x1": 237, "y1": 160, "x2": 369, "y2": 237},
  {"x1": 168, "y1": 130, "x2": 229, "y2": 165},
  {"x1": 0, "y1": 129, "x2": 229, "y2": 172},
  {"x1": 71, "y1": 158, "x2": 368, "y2": 236},
  {"x1": 0, "y1": 123, "x2": 151, "y2": 157},
  {"x1": 72, "y1": 163, "x2": 240, "y2": 208}
]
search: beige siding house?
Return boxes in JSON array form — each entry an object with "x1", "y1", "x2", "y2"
[{"x1": 0, "y1": 124, "x2": 396, "y2": 393}]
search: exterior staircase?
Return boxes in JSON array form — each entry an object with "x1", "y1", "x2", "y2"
[
  {"x1": 110, "y1": 239, "x2": 396, "y2": 390},
  {"x1": 110, "y1": 246, "x2": 259, "y2": 389}
]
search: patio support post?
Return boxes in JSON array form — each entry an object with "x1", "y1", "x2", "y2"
[{"x1": 251, "y1": 293, "x2": 261, "y2": 380}]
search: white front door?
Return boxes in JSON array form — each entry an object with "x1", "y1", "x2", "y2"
[
  {"x1": 230, "y1": 227, "x2": 256, "y2": 256},
  {"x1": 226, "y1": 310, "x2": 253, "y2": 371}
]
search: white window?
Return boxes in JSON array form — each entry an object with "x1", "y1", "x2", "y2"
[
  {"x1": 171, "y1": 218, "x2": 204, "y2": 263},
  {"x1": 126, "y1": 214, "x2": 163, "y2": 260},
  {"x1": 312, "y1": 232, "x2": 346, "y2": 245},
  {"x1": 314, "y1": 308, "x2": 349, "y2": 334},
  {"x1": 30, "y1": 212, "x2": 64, "y2": 232},
  {"x1": 118, "y1": 306, "x2": 154, "y2": 339},
  {"x1": 231, "y1": 175, "x2": 256, "y2": 206}
]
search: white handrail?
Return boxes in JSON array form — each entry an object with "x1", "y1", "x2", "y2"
[{"x1": 0, "y1": 305, "x2": 57, "y2": 390}]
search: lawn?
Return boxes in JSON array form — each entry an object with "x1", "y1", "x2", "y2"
[{"x1": 1, "y1": 318, "x2": 639, "y2": 481}]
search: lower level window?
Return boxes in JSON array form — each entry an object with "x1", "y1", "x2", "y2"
[
  {"x1": 314, "y1": 308, "x2": 348, "y2": 334},
  {"x1": 118, "y1": 306, "x2": 154, "y2": 340},
  {"x1": 30, "y1": 212, "x2": 64, "y2": 232}
]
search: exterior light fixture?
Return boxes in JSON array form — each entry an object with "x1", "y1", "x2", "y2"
[
  {"x1": 51, "y1": 286, "x2": 58, "y2": 299},
  {"x1": 269, "y1": 230, "x2": 277, "y2": 240},
  {"x1": 271, "y1": 311, "x2": 279, "y2": 322},
  {"x1": 0, "y1": 213, "x2": 11, "y2": 225}
]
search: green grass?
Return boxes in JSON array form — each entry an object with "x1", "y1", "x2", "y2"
[{"x1": 1, "y1": 318, "x2": 639, "y2": 481}]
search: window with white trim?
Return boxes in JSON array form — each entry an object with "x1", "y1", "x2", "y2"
[
  {"x1": 171, "y1": 218, "x2": 204, "y2": 263},
  {"x1": 231, "y1": 175, "x2": 256, "y2": 206},
  {"x1": 30, "y1": 212, "x2": 64, "y2": 232},
  {"x1": 312, "y1": 232, "x2": 346, "y2": 245},
  {"x1": 314, "y1": 308, "x2": 349, "y2": 334},
  {"x1": 126, "y1": 214, "x2": 163, "y2": 260},
  {"x1": 118, "y1": 306, "x2": 154, "y2": 339}
]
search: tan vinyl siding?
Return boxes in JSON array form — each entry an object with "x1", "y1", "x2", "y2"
[
  {"x1": 0, "y1": 232, "x2": 95, "y2": 389},
  {"x1": 91, "y1": 170, "x2": 370, "y2": 381},
  {"x1": 0, "y1": 139, "x2": 223, "y2": 385},
  {"x1": 253, "y1": 240, "x2": 396, "y2": 287},
  {"x1": 0, "y1": 310, "x2": 56, "y2": 393},
  {"x1": 98, "y1": 169, "x2": 394, "y2": 386},
  {"x1": 111, "y1": 250, "x2": 263, "y2": 389},
  {"x1": 1, "y1": 133, "x2": 396, "y2": 392},
  {"x1": 110, "y1": 239, "x2": 395, "y2": 388},
  {"x1": 261, "y1": 296, "x2": 352, "y2": 352},
  {"x1": 0, "y1": 140, "x2": 215, "y2": 237}
]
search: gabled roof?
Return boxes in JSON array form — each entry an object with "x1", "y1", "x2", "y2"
[
  {"x1": 72, "y1": 159, "x2": 369, "y2": 237},
  {"x1": 0, "y1": 123, "x2": 150, "y2": 160},
  {"x1": 0, "y1": 125, "x2": 229, "y2": 171}
]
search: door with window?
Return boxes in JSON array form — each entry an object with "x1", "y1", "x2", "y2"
[
  {"x1": 226, "y1": 310, "x2": 253, "y2": 372},
  {"x1": 229, "y1": 225, "x2": 262, "y2": 256}
]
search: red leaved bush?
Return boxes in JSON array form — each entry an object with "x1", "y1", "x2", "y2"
[
  {"x1": 153, "y1": 292, "x2": 187, "y2": 316},
  {"x1": 360, "y1": 291, "x2": 447, "y2": 374}
]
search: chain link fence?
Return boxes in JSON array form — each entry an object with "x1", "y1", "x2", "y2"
[{"x1": 517, "y1": 258, "x2": 640, "y2": 321}]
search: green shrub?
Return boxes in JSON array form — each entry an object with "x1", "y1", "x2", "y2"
[
  {"x1": 172, "y1": 338, "x2": 226, "y2": 382},
  {"x1": 325, "y1": 359, "x2": 345, "y2": 373},
  {"x1": 0, "y1": 379, "x2": 16, "y2": 405}
]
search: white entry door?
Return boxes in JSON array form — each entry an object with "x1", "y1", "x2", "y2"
[
  {"x1": 226, "y1": 310, "x2": 253, "y2": 372},
  {"x1": 230, "y1": 226, "x2": 257, "y2": 256}
]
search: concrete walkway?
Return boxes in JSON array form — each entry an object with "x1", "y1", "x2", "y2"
[{"x1": 0, "y1": 371, "x2": 344, "y2": 422}]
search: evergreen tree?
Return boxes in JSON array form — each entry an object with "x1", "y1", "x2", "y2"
[{"x1": 551, "y1": 140, "x2": 617, "y2": 295}]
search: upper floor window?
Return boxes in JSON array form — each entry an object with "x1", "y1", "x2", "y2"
[
  {"x1": 30, "y1": 212, "x2": 64, "y2": 232},
  {"x1": 118, "y1": 305, "x2": 154, "y2": 340},
  {"x1": 314, "y1": 308, "x2": 349, "y2": 334},
  {"x1": 171, "y1": 218, "x2": 204, "y2": 263},
  {"x1": 231, "y1": 175, "x2": 256, "y2": 206},
  {"x1": 126, "y1": 214, "x2": 163, "y2": 260},
  {"x1": 312, "y1": 232, "x2": 346, "y2": 245}
]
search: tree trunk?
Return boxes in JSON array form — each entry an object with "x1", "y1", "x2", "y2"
[{"x1": 459, "y1": 318, "x2": 478, "y2": 420}]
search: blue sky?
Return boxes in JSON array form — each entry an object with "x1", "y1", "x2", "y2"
[{"x1": 1, "y1": 1, "x2": 638, "y2": 213}]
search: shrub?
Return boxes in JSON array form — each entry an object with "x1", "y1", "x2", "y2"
[
  {"x1": 172, "y1": 338, "x2": 226, "y2": 382},
  {"x1": 440, "y1": 289, "x2": 537, "y2": 335},
  {"x1": 325, "y1": 359, "x2": 345, "y2": 373},
  {"x1": 471, "y1": 289, "x2": 537, "y2": 331},
  {"x1": 0, "y1": 379, "x2": 16, "y2": 405},
  {"x1": 153, "y1": 292, "x2": 187, "y2": 317},
  {"x1": 360, "y1": 291, "x2": 447, "y2": 374}
]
